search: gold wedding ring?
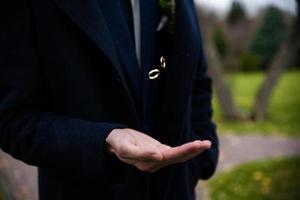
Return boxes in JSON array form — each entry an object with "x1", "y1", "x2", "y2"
[
  {"x1": 160, "y1": 56, "x2": 166, "y2": 68},
  {"x1": 148, "y1": 69, "x2": 160, "y2": 80},
  {"x1": 148, "y1": 56, "x2": 166, "y2": 80}
]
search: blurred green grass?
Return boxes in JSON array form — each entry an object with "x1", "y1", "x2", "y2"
[
  {"x1": 208, "y1": 156, "x2": 300, "y2": 200},
  {"x1": 213, "y1": 70, "x2": 300, "y2": 136}
]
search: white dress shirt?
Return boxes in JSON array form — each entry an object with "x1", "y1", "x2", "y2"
[{"x1": 130, "y1": 0, "x2": 141, "y2": 66}]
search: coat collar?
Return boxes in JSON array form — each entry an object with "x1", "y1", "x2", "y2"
[{"x1": 53, "y1": 0, "x2": 140, "y2": 125}]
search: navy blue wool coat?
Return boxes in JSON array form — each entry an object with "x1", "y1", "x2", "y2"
[{"x1": 0, "y1": 0, "x2": 219, "y2": 199}]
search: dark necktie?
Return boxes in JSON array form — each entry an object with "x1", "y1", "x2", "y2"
[{"x1": 120, "y1": 0, "x2": 135, "y2": 43}]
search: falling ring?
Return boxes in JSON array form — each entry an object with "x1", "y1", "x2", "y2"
[
  {"x1": 160, "y1": 56, "x2": 166, "y2": 68},
  {"x1": 148, "y1": 69, "x2": 160, "y2": 80}
]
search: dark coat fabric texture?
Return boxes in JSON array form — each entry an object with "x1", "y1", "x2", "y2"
[{"x1": 0, "y1": 0, "x2": 219, "y2": 199}]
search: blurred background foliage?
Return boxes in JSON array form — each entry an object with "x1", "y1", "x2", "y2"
[
  {"x1": 213, "y1": 71, "x2": 300, "y2": 136},
  {"x1": 195, "y1": 0, "x2": 300, "y2": 199},
  {"x1": 249, "y1": 6, "x2": 288, "y2": 70},
  {"x1": 209, "y1": 156, "x2": 300, "y2": 200},
  {"x1": 197, "y1": 0, "x2": 300, "y2": 134}
]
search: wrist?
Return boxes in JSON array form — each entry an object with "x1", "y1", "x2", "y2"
[
  {"x1": 105, "y1": 141, "x2": 114, "y2": 155},
  {"x1": 105, "y1": 128, "x2": 122, "y2": 155}
]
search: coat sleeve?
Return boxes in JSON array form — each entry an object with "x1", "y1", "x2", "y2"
[
  {"x1": 0, "y1": 0, "x2": 126, "y2": 183},
  {"x1": 190, "y1": 22, "x2": 219, "y2": 180}
]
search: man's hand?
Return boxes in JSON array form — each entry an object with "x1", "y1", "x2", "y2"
[{"x1": 105, "y1": 128, "x2": 211, "y2": 172}]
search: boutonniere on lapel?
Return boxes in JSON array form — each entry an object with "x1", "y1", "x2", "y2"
[{"x1": 158, "y1": 0, "x2": 176, "y2": 35}]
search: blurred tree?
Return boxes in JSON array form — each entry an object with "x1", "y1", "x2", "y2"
[
  {"x1": 197, "y1": 1, "x2": 299, "y2": 122},
  {"x1": 197, "y1": 8, "x2": 245, "y2": 120},
  {"x1": 206, "y1": 40, "x2": 246, "y2": 120},
  {"x1": 250, "y1": 6, "x2": 288, "y2": 69},
  {"x1": 227, "y1": 1, "x2": 247, "y2": 25},
  {"x1": 213, "y1": 25, "x2": 229, "y2": 58},
  {"x1": 251, "y1": 0, "x2": 300, "y2": 121}
]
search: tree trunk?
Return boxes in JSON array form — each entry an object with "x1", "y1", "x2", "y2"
[
  {"x1": 196, "y1": 8, "x2": 245, "y2": 120},
  {"x1": 251, "y1": 39, "x2": 300, "y2": 121},
  {"x1": 206, "y1": 41, "x2": 246, "y2": 120},
  {"x1": 251, "y1": 1, "x2": 300, "y2": 121}
]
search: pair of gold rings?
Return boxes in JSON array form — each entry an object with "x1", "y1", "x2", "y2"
[{"x1": 148, "y1": 56, "x2": 166, "y2": 80}]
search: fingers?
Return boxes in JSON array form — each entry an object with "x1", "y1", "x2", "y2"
[
  {"x1": 161, "y1": 140, "x2": 211, "y2": 163},
  {"x1": 119, "y1": 140, "x2": 211, "y2": 172},
  {"x1": 132, "y1": 140, "x2": 212, "y2": 173}
]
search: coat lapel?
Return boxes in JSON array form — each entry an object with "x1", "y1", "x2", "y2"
[
  {"x1": 140, "y1": 0, "x2": 159, "y2": 125},
  {"x1": 140, "y1": 0, "x2": 158, "y2": 68},
  {"x1": 53, "y1": 0, "x2": 140, "y2": 124},
  {"x1": 99, "y1": 0, "x2": 141, "y2": 103}
]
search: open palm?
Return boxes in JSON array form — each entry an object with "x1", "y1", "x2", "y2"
[{"x1": 106, "y1": 128, "x2": 211, "y2": 172}]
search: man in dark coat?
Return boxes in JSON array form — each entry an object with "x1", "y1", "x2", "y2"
[{"x1": 0, "y1": 0, "x2": 219, "y2": 199}]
